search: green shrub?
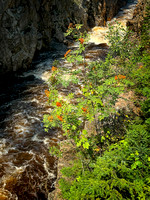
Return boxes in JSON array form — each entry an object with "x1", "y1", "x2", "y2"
[
  {"x1": 59, "y1": 125, "x2": 150, "y2": 200},
  {"x1": 43, "y1": 20, "x2": 150, "y2": 199}
]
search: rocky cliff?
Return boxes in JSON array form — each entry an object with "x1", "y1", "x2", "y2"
[
  {"x1": 127, "y1": 0, "x2": 149, "y2": 34},
  {"x1": 0, "y1": 0, "x2": 127, "y2": 75}
]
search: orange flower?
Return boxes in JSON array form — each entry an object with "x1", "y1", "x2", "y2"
[
  {"x1": 48, "y1": 116, "x2": 53, "y2": 122},
  {"x1": 45, "y1": 89, "x2": 50, "y2": 97},
  {"x1": 64, "y1": 49, "x2": 71, "y2": 57},
  {"x1": 94, "y1": 148, "x2": 100, "y2": 152},
  {"x1": 56, "y1": 102, "x2": 62, "y2": 107},
  {"x1": 139, "y1": 65, "x2": 143, "y2": 69},
  {"x1": 51, "y1": 66, "x2": 57, "y2": 71},
  {"x1": 115, "y1": 75, "x2": 126, "y2": 80},
  {"x1": 118, "y1": 75, "x2": 126, "y2": 79},
  {"x1": 57, "y1": 115, "x2": 63, "y2": 121},
  {"x1": 79, "y1": 38, "x2": 84, "y2": 44},
  {"x1": 82, "y1": 107, "x2": 87, "y2": 112}
]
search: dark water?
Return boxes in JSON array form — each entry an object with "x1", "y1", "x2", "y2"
[{"x1": 0, "y1": 40, "x2": 67, "y2": 200}]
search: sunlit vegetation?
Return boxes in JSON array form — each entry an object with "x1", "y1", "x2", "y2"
[{"x1": 43, "y1": 6, "x2": 150, "y2": 199}]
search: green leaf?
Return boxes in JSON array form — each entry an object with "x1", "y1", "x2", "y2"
[
  {"x1": 82, "y1": 129, "x2": 87, "y2": 135},
  {"x1": 83, "y1": 141, "x2": 90, "y2": 149},
  {"x1": 72, "y1": 125, "x2": 77, "y2": 130},
  {"x1": 101, "y1": 136, "x2": 105, "y2": 142},
  {"x1": 77, "y1": 140, "x2": 82, "y2": 147}
]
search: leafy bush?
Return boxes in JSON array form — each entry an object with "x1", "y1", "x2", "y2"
[
  {"x1": 43, "y1": 24, "x2": 126, "y2": 153},
  {"x1": 59, "y1": 124, "x2": 150, "y2": 200},
  {"x1": 43, "y1": 20, "x2": 150, "y2": 199}
]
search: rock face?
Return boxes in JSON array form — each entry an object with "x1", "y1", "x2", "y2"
[
  {"x1": 0, "y1": 0, "x2": 127, "y2": 75},
  {"x1": 127, "y1": 0, "x2": 148, "y2": 34}
]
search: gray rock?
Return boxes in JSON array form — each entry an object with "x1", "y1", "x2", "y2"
[{"x1": 0, "y1": 0, "x2": 127, "y2": 75}]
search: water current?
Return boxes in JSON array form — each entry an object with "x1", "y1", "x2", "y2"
[{"x1": 0, "y1": 1, "x2": 137, "y2": 199}]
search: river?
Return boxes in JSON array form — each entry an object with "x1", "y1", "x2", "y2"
[{"x1": 0, "y1": 1, "x2": 137, "y2": 199}]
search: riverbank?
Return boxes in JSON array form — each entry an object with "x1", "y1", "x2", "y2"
[{"x1": 46, "y1": 1, "x2": 146, "y2": 199}]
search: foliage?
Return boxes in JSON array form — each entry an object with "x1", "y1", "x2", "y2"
[
  {"x1": 140, "y1": 1, "x2": 150, "y2": 50},
  {"x1": 43, "y1": 19, "x2": 150, "y2": 199},
  {"x1": 59, "y1": 124, "x2": 150, "y2": 200},
  {"x1": 43, "y1": 24, "x2": 127, "y2": 153},
  {"x1": 106, "y1": 23, "x2": 138, "y2": 59}
]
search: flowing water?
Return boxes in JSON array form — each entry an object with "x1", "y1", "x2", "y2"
[
  {"x1": 0, "y1": 1, "x2": 137, "y2": 199},
  {"x1": 89, "y1": 0, "x2": 137, "y2": 44},
  {"x1": 0, "y1": 41, "x2": 68, "y2": 200}
]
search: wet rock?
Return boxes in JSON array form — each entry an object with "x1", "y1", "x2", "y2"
[
  {"x1": 86, "y1": 43, "x2": 109, "y2": 50},
  {"x1": 0, "y1": 188, "x2": 17, "y2": 200},
  {"x1": 0, "y1": 0, "x2": 127, "y2": 75}
]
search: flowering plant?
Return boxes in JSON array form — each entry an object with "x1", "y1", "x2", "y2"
[
  {"x1": 43, "y1": 24, "x2": 126, "y2": 154},
  {"x1": 43, "y1": 16, "x2": 150, "y2": 199}
]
